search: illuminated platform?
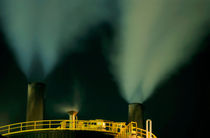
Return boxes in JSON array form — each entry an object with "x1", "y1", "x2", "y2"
[{"x1": 0, "y1": 120, "x2": 157, "y2": 138}]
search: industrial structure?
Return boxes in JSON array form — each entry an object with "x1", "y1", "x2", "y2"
[
  {"x1": 0, "y1": 82, "x2": 157, "y2": 138},
  {"x1": 26, "y1": 82, "x2": 45, "y2": 122}
]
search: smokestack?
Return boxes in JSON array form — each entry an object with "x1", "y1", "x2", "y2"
[
  {"x1": 26, "y1": 82, "x2": 45, "y2": 121},
  {"x1": 128, "y1": 103, "x2": 144, "y2": 128}
]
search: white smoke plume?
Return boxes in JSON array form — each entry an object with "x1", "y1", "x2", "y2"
[
  {"x1": 0, "y1": 0, "x2": 116, "y2": 79},
  {"x1": 112, "y1": 0, "x2": 210, "y2": 103}
]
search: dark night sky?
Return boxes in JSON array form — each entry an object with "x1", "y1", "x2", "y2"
[{"x1": 0, "y1": 6, "x2": 210, "y2": 138}]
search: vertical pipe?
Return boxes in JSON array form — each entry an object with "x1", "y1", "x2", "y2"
[
  {"x1": 128, "y1": 103, "x2": 144, "y2": 128},
  {"x1": 68, "y1": 111, "x2": 78, "y2": 121},
  {"x1": 26, "y1": 82, "x2": 45, "y2": 121},
  {"x1": 67, "y1": 111, "x2": 78, "y2": 128},
  {"x1": 146, "y1": 119, "x2": 152, "y2": 138}
]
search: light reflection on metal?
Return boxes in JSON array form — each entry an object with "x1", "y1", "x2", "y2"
[
  {"x1": 0, "y1": 119, "x2": 157, "y2": 138},
  {"x1": 67, "y1": 110, "x2": 78, "y2": 128},
  {"x1": 146, "y1": 119, "x2": 152, "y2": 138}
]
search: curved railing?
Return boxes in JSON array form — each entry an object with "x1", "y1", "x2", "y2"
[{"x1": 0, "y1": 120, "x2": 157, "y2": 138}]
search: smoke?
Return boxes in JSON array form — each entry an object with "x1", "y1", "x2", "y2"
[
  {"x1": 0, "y1": 0, "x2": 116, "y2": 79},
  {"x1": 55, "y1": 104, "x2": 79, "y2": 114},
  {"x1": 54, "y1": 79, "x2": 82, "y2": 114},
  {"x1": 112, "y1": 0, "x2": 210, "y2": 103}
]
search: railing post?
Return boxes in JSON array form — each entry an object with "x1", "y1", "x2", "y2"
[
  {"x1": 34, "y1": 121, "x2": 36, "y2": 129},
  {"x1": 20, "y1": 123, "x2": 22, "y2": 131},
  {"x1": 140, "y1": 129, "x2": 142, "y2": 137},
  {"x1": 8, "y1": 125, "x2": 10, "y2": 134},
  {"x1": 49, "y1": 120, "x2": 51, "y2": 128}
]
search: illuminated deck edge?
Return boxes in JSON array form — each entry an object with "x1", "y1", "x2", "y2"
[{"x1": 0, "y1": 120, "x2": 157, "y2": 138}]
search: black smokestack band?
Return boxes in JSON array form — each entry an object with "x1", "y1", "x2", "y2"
[
  {"x1": 26, "y1": 82, "x2": 45, "y2": 121},
  {"x1": 128, "y1": 103, "x2": 144, "y2": 128}
]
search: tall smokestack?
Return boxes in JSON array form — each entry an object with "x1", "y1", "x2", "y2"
[
  {"x1": 128, "y1": 103, "x2": 144, "y2": 128},
  {"x1": 26, "y1": 82, "x2": 45, "y2": 121}
]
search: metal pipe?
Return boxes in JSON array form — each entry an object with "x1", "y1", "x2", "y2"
[
  {"x1": 26, "y1": 82, "x2": 45, "y2": 121},
  {"x1": 128, "y1": 103, "x2": 144, "y2": 128},
  {"x1": 146, "y1": 119, "x2": 152, "y2": 138},
  {"x1": 67, "y1": 110, "x2": 78, "y2": 128},
  {"x1": 67, "y1": 110, "x2": 78, "y2": 121}
]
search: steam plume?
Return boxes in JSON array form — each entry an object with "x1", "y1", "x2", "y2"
[
  {"x1": 112, "y1": 0, "x2": 209, "y2": 103},
  {"x1": 55, "y1": 80, "x2": 82, "y2": 113},
  {"x1": 0, "y1": 0, "x2": 116, "y2": 79}
]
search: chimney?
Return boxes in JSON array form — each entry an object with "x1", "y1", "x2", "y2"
[
  {"x1": 26, "y1": 82, "x2": 45, "y2": 121},
  {"x1": 128, "y1": 103, "x2": 144, "y2": 128}
]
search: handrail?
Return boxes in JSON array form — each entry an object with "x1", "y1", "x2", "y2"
[{"x1": 0, "y1": 120, "x2": 157, "y2": 138}]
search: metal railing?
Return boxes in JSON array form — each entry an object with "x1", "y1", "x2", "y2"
[
  {"x1": 0, "y1": 120, "x2": 157, "y2": 138},
  {"x1": 126, "y1": 122, "x2": 157, "y2": 138}
]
